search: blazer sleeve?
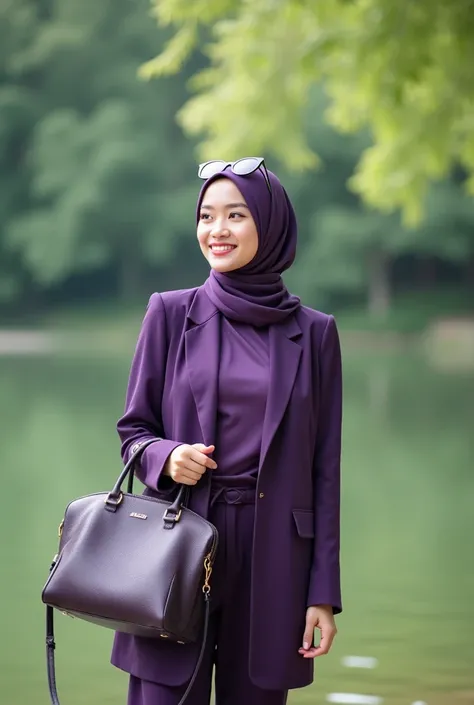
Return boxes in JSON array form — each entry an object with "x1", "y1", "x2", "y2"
[
  {"x1": 307, "y1": 315, "x2": 343, "y2": 614},
  {"x1": 117, "y1": 293, "x2": 183, "y2": 492}
]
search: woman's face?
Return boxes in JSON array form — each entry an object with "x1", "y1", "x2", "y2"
[{"x1": 197, "y1": 178, "x2": 259, "y2": 273}]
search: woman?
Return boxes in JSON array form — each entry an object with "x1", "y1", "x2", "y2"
[{"x1": 111, "y1": 158, "x2": 343, "y2": 705}]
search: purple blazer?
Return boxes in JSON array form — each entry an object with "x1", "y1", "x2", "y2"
[{"x1": 111, "y1": 286, "x2": 342, "y2": 690}]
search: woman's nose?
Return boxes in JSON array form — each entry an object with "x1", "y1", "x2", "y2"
[{"x1": 210, "y1": 226, "x2": 231, "y2": 238}]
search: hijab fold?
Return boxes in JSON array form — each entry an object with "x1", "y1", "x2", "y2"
[{"x1": 196, "y1": 168, "x2": 300, "y2": 327}]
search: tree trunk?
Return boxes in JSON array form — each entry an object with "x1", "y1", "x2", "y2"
[
  {"x1": 465, "y1": 256, "x2": 474, "y2": 290},
  {"x1": 368, "y1": 251, "x2": 391, "y2": 319},
  {"x1": 418, "y1": 255, "x2": 437, "y2": 289}
]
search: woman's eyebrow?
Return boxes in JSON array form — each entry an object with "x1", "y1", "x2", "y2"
[{"x1": 200, "y1": 202, "x2": 249, "y2": 210}]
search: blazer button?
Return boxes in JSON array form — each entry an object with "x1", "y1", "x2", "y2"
[{"x1": 259, "y1": 492, "x2": 264, "y2": 499}]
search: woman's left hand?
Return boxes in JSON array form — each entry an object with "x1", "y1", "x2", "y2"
[{"x1": 298, "y1": 604, "x2": 337, "y2": 658}]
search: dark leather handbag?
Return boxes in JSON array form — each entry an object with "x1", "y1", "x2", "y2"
[{"x1": 41, "y1": 438, "x2": 218, "y2": 705}]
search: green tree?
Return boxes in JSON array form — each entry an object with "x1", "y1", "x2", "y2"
[
  {"x1": 1, "y1": 0, "x2": 199, "y2": 305},
  {"x1": 0, "y1": 0, "x2": 41, "y2": 303},
  {"x1": 282, "y1": 91, "x2": 474, "y2": 316},
  {"x1": 144, "y1": 0, "x2": 474, "y2": 224}
]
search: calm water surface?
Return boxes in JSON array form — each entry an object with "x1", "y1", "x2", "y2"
[{"x1": 0, "y1": 346, "x2": 472, "y2": 705}]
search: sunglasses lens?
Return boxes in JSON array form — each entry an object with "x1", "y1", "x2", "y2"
[
  {"x1": 232, "y1": 157, "x2": 262, "y2": 176},
  {"x1": 198, "y1": 161, "x2": 228, "y2": 179}
]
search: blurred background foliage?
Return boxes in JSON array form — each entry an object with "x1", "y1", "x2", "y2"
[{"x1": 0, "y1": 0, "x2": 473, "y2": 330}]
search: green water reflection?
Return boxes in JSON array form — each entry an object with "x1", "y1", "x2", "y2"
[{"x1": 0, "y1": 350, "x2": 472, "y2": 705}]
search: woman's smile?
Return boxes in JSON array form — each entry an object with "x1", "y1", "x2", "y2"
[{"x1": 209, "y1": 244, "x2": 238, "y2": 257}]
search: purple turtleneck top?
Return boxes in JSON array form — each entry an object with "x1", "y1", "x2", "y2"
[{"x1": 211, "y1": 318, "x2": 269, "y2": 488}]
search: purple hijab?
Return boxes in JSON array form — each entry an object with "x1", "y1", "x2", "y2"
[{"x1": 196, "y1": 167, "x2": 301, "y2": 327}]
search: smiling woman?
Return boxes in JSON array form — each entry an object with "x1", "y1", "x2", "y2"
[
  {"x1": 197, "y1": 179, "x2": 259, "y2": 272},
  {"x1": 111, "y1": 160, "x2": 343, "y2": 705}
]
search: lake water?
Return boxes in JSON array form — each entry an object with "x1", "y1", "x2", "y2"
[{"x1": 0, "y1": 343, "x2": 473, "y2": 705}]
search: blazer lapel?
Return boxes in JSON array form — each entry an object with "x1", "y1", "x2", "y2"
[
  {"x1": 260, "y1": 317, "x2": 302, "y2": 472},
  {"x1": 185, "y1": 292, "x2": 220, "y2": 448},
  {"x1": 185, "y1": 287, "x2": 302, "y2": 482}
]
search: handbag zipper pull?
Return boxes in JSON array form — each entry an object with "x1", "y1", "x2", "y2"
[{"x1": 202, "y1": 554, "x2": 213, "y2": 594}]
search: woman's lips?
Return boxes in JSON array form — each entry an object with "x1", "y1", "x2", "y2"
[{"x1": 209, "y1": 244, "x2": 237, "y2": 256}]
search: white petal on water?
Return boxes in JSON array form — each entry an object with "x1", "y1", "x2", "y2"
[
  {"x1": 341, "y1": 655, "x2": 379, "y2": 669},
  {"x1": 326, "y1": 695, "x2": 383, "y2": 705}
]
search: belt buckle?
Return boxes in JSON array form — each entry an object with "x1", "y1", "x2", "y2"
[{"x1": 225, "y1": 489, "x2": 243, "y2": 505}]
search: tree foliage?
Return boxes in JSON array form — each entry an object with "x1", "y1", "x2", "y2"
[
  {"x1": 145, "y1": 0, "x2": 474, "y2": 224},
  {"x1": 0, "y1": 0, "x2": 198, "y2": 303},
  {"x1": 0, "y1": 0, "x2": 472, "y2": 317},
  {"x1": 280, "y1": 90, "x2": 474, "y2": 314}
]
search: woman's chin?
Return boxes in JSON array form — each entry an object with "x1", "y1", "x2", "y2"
[{"x1": 208, "y1": 258, "x2": 239, "y2": 273}]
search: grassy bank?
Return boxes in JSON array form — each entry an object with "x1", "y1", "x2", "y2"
[
  {"x1": 1, "y1": 287, "x2": 472, "y2": 358},
  {"x1": 43, "y1": 287, "x2": 474, "y2": 335},
  {"x1": 334, "y1": 288, "x2": 473, "y2": 334}
]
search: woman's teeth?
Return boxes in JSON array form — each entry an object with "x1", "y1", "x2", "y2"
[{"x1": 210, "y1": 245, "x2": 236, "y2": 254}]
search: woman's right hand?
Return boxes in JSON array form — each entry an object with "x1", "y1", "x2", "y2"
[{"x1": 163, "y1": 444, "x2": 217, "y2": 485}]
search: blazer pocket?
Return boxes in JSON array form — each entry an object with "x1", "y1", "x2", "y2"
[{"x1": 292, "y1": 509, "x2": 315, "y2": 539}]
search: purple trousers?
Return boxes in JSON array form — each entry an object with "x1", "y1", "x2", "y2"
[{"x1": 127, "y1": 487, "x2": 288, "y2": 705}]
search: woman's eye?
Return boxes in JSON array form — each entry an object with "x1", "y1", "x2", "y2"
[
  {"x1": 229, "y1": 212, "x2": 244, "y2": 219},
  {"x1": 200, "y1": 213, "x2": 211, "y2": 220}
]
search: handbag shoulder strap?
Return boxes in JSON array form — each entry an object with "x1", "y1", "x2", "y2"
[
  {"x1": 45, "y1": 594, "x2": 211, "y2": 705},
  {"x1": 46, "y1": 604, "x2": 60, "y2": 705}
]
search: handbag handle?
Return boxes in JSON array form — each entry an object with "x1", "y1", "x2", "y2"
[{"x1": 105, "y1": 438, "x2": 190, "y2": 521}]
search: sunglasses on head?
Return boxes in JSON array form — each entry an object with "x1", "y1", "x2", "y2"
[{"x1": 198, "y1": 157, "x2": 272, "y2": 194}]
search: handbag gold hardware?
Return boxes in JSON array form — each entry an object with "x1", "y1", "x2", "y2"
[
  {"x1": 104, "y1": 492, "x2": 123, "y2": 507},
  {"x1": 202, "y1": 554, "x2": 213, "y2": 594},
  {"x1": 163, "y1": 507, "x2": 182, "y2": 522}
]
